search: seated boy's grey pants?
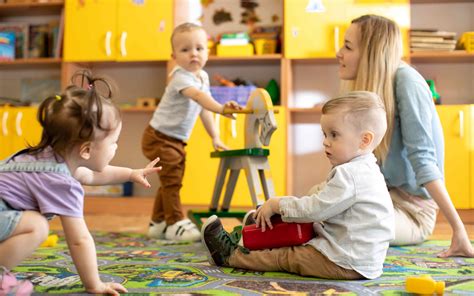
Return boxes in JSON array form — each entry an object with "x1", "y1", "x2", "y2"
[{"x1": 228, "y1": 245, "x2": 363, "y2": 280}]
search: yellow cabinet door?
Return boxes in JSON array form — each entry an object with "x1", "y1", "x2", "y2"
[
  {"x1": 117, "y1": 0, "x2": 173, "y2": 61},
  {"x1": 64, "y1": 0, "x2": 116, "y2": 62},
  {"x1": 284, "y1": 0, "x2": 410, "y2": 59},
  {"x1": 181, "y1": 117, "x2": 219, "y2": 205},
  {"x1": 285, "y1": 0, "x2": 351, "y2": 59},
  {"x1": 0, "y1": 107, "x2": 13, "y2": 160},
  {"x1": 437, "y1": 105, "x2": 471, "y2": 209},
  {"x1": 0, "y1": 107, "x2": 42, "y2": 160},
  {"x1": 11, "y1": 107, "x2": 42, "y2": 153}
]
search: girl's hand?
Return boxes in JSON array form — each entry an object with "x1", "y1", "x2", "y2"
[
  {"x1": 438, "y1": 231, "x2": 474, "y2": 258},
  {"x1": 222, "y1": 101, "x2": 243, "y2": 119},
  {"x1": 87, "y1": 282, "x2": 128, "y2": 296},
  {"x1": 212, "y1": 137, "x2": 229, "y2": 151},
  {"x1": 254, "y1": 198, "x2": 281, "y2": 232},
  {"x1": 130, "y1": 157, "x2": 161, "y2": 188}
]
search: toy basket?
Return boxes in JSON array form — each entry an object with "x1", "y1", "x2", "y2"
[
  {"x1": 210, "y1": 86, "x2": 256, "y2": 106},
  {"x1": 459, "y1": 32, "x2": 474, "y2": 53}
]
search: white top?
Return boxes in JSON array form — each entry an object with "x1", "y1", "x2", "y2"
[
  {"x1": 279, "y1": 153, "x2": 394, "y2": 279},
  {"x1": 149, "y1": 66, "x2": 208, "y2": 141}
]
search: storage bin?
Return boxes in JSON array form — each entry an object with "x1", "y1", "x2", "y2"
[
  {"x1": 210, "y1": 85, "x2": 256, "y2": 106},
  {"x1": 459, "y1": 32, "x2": 474, "y2": 53},
  {"x1": 216, "y1": 44, "x2": 254, "y2": 57},
  {"x1": 253, "y1": 39, "x2": 277, "y2": 55}
]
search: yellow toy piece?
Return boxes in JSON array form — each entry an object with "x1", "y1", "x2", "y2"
[
  {"x1": 406, "y1": 275, "x2": 445, "y2": 295},
  {"x1": 40, "y1": 234, "x2": 58, "y2": 248}
]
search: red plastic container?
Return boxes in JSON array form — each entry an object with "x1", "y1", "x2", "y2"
[{"x1": 242, "y1": 215, "x2": 315, "y2": 250}]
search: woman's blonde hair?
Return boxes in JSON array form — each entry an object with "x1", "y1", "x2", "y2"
[{"x1": 340, "y1": 14, "x2": 402, "y2": 163}]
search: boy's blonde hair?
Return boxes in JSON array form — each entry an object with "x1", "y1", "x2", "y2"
[
  {"x1": 171, "y1": 22, "x2": 205, "y2": 49},
  {"x1": 323, "y1": 91, "x2": 387, "y2": 149},
  {"x1": 340, "y1": 14, "x2": 402, "y2": 162}
]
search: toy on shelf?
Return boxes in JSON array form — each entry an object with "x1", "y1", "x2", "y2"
[
  {"x1": 40, "y1": 234, "x2": 58, "y2": 248},
  {"x1": 426, "y1": 79, "x2": 441, "y2": 105},
  {"x1": 406, "y1": 275, "x2": 445, "y2": 295},
  {"x1": 242, "y1": 215, "x2": 315, "y2": 250}
]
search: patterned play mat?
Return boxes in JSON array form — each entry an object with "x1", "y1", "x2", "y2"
[{"x1": 12, "y1": 232, "x2": 474, "y2": 295}]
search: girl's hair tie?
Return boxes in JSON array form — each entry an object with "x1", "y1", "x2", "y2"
[
  {"x1": 55, "y1": 95, "x2": 61, "y2": 101},
  {"x1": 87, "y1": 84, "x2": 93, "y2": 90}
]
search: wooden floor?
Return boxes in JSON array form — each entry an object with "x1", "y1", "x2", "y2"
[{"x1": 50, "y1": 197, "x2": 474, "y2": 241}]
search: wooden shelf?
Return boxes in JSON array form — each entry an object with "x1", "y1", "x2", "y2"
[
  {"x1": 289, "y1": 106, "x2": 323, "y2": 114},
  {"x1": 0, "y1": 58, "x2": 62, "y2": 67},
  {"x1": 207, "y1": 54, "x2": 282, "y2": 65},
  {"x1": 120, "y1": 106, "x2": 155, "y2": 113},
  {"x1": 0, "y1": 0, "x2": 63, "y2": 16},
  {"x1": 290, "y1": 57, "x2": 338, "y2": 64},
  {"x1": 411, "y1": 0, "x2": 473, "y2": 3},
  {"x1": 410, "y1": 51, "x2": 474, "y2": 63}
]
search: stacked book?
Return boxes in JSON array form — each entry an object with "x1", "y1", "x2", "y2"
[
  {"x1": 410, "y1": 29, "x2": 457, "y2": 52},
  {"x1": 219, "y1": 32, "x2": 250, "y2": 46}
]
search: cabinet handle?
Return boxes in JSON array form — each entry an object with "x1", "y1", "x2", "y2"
[
  {"x1": 2, "y1": 111, "x2": 8, "y2": 136},
  {"x1": 120, "y1": 31, "x2": 128, "y2": 57},
  {"x1": 459, "y1": 110, "x2": 464, "y2": 138},
  {"x1": 231, "y1": 119, "x2": 237, "y2": 139},
  {"x1": 334, "y1": 26, "x2": 340, "y2": 53},
  {"x1": 15, "y1": 112, "x2": 23, "y2": 136},
  {"x1": 105, "y1": 31, "x2": 112, "y2": 57}
]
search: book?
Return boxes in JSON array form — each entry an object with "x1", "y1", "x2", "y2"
[
  {"x1": 0, "y1": 32, "x2": 15, "y2": 60},
  {"x1": 0, "y1": 22, "x2": 28, "y2": 59},
  {"x1": 29, "y1": 23, "x2": 49, "y2": 58},
  {"x1": 411, "y1": 42, "x2": 456, "y2": 50}
]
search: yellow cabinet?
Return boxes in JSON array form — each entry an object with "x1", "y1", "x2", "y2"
[
  {"x1": 64, "y1": 0, "x2": 173, "y2": 62},
  {"x1": 284, "y1": 0, "x2": 410, "y2": 59},
  {"x1": 437, "y1": 105, "x2": 474, "y2": 209},
  {"x1": 182, "y1": 107, "x2": 287, "y2": 207},
  {"x1": 0, "y1": 106, "x2": 42, "y2": 160}
]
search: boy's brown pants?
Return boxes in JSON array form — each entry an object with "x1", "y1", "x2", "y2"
[
  {"x1": 142, "y1": 125, "x2": 186, "y2": 225},
  {"x1": 228, "y1": 245, "x2": 363, "y2": 280}
]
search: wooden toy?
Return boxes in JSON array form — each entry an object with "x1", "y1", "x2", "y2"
[
  {"x1": 40, "y1": 234, "x2": 58, "y2": 248},
  {"x1": 188, "y1": 88, "x2": 278, "y2": 227},
  {"x1": 406, "y1": 275, "x2": 445, "y2": 295}
]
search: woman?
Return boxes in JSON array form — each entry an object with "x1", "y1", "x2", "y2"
[{"x1": 336, "y1": 14, "x2": 473, "y2": 258}]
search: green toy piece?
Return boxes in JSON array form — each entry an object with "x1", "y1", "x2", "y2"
[{"x1": 426, "y1": 79, "x2": 441, "y2": 104}]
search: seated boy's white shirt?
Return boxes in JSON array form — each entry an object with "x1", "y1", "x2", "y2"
[
  {"x1": 149, "y1": 66, "x2": 207, "y2": 142},
  {"x1": 278, "y1": 153, "x2": 394, "y2": 279},
  {"x1": 306, "y1": 181, "x2": 326, "y2": 196}
]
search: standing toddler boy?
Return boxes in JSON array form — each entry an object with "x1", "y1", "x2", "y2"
[{"x1": 142, "y1": 23, "x2": 241, "y2": 241}]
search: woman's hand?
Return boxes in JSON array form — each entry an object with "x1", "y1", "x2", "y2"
[
  {"x1": 129, "y1": 157, "x2": 161, "y2": 188},
  {"x1": 87, "y1": 281, "x2": 128, "y2": 296},
  {"x1": 438, "y1": 231, "x2": 474, "y2": 258},
  {"x1": 254, "y1": 198, "x2": 281, "y2": 232}
]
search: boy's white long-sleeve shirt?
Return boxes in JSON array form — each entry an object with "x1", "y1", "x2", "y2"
[{"x1": 279, "y1": 153, "x2": 394, "y2": 279}]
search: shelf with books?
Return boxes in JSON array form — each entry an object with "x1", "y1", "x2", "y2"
[
  {"x1": 0, "y1": 58, "x2": 62, "y2": 66},
  {"x1": 410, "y1": 50, "x2": 474, "y2": 63},
  {"x1": 0, "y1": 1, "x2": 63, "y2": 17}
]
